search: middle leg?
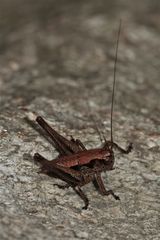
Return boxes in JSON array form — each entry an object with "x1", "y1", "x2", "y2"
[{"x1": 73, "y1": 186, "x2": 89, "y2": 209}]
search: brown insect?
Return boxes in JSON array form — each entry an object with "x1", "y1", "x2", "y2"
[{"x1": 33, "y1": 21, "x2": 133, "y2": 209}]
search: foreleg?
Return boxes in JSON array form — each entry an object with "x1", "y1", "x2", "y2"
[
  {"x1": 113, "y1": 142, "x2": 133, "y2": 154},
  {"x1": 95, "y1": 173, "x2": 120, "y2": 200}
]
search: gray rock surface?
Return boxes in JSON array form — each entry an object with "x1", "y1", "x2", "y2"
[{"x1": 0, "y1": 0, "x2": 160, "y2": 239}]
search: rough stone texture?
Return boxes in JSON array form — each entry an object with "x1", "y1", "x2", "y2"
[{"x1": 0, "y1": 0, "x2": 160, "y2": 239}]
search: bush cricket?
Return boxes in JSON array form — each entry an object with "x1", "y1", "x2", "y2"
[{"x1": 33, "y1": 21, "x2": 133, "y2": 209}]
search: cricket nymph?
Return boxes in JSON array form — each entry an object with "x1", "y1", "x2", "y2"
[
  {"x1": 34, "y1": 116, "x2": 132, "y2": 209},
  {"x1": 32, "y1": 21, "x2": 133, "y2": 209}
]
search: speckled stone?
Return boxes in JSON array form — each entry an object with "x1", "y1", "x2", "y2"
[{"x1": 0, "y1": 1, "x2": 160, "y2": 240}]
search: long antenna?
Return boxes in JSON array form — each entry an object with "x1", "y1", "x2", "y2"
[{"x1": 110, "y1": 20, "x2": 122, "y2": 145}]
